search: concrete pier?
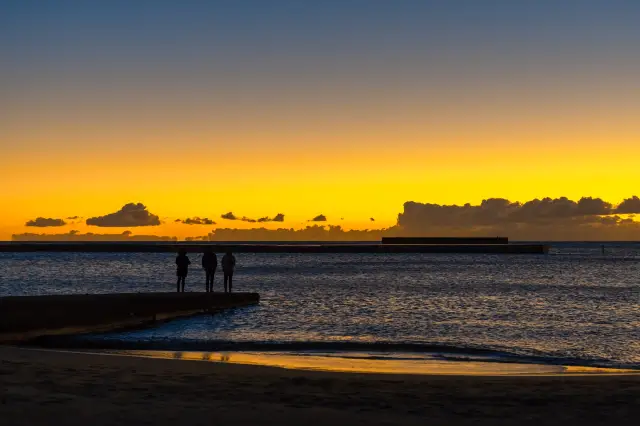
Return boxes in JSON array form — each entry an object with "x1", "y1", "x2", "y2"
[{"x1": 0, "y1": 292, "x2": 259, "y2": 343}]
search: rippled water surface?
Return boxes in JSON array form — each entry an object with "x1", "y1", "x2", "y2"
[{"x1": 1, "y1": 242, "x2": 639, "y2": 368}]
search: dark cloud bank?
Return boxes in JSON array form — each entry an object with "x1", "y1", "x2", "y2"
[
  {"x1": 12, "y1": 230, "x2": 176, "y2": 242},
  {"x1": 25, "y1": 217, "x2": 67, "y2": 227},
  {"x1": 396, "y1": 196, "x2": 640, "y2": 240},
  {"x1": 86, "y1": 203, "x2": 161, "y2": 227},
  {"x1": 186, "y1": 225, "x2": 386, "y2": 242}
]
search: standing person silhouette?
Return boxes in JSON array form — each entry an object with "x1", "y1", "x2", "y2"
[
  {"x1": 175, "y1": 249, "x2": 191, "y2": 292},
  {"x1": 221, "y1": 251, "x2": 236, "y2": 293},
  {"x1": 201, "y1": 248, "x2": 218, "y2": 292}
]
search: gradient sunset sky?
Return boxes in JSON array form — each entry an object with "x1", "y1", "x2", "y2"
[{"x1": 2, "y1": 1, "x2": 639, "y2": 240}]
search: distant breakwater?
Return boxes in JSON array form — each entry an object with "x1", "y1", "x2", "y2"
[{"x1": 0, "y1": 242, "x2": 548, "y2": 254}]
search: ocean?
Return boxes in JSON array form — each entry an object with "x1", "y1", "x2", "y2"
[{"x1": 1, "y1": 242, "x2": 639, "y2": 370}]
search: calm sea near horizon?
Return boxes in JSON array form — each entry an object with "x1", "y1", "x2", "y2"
[{"x1": 1, "y1": 242, "x2": 638, "y2": 369}]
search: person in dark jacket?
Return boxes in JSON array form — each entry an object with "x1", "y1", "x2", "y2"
[
  {"x1": 201, "y1": 248, "x2": 218, "y2": 292},
  {"x1": 221, "y1": 251, "x2": 236, "y2": 293},
  {"x1": 176, "y1": 250, "x2": 191, "y2": 292}
]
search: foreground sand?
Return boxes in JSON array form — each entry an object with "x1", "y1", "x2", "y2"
[{"x1": 1, "y1": 346, "x2": 638, "y2": 426}]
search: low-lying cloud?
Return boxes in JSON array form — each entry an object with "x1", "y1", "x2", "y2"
[
  {"x1": 12, "y1": 230, "x2": 177, "y2": 242},
  {"x1": 222, "y1": 212, "x2": 285, "y2": 223},
  {"x1": 615, "y1": 196, "x2": 640, "y2": 214},
  {"x1": 396, "y1": 196, "x2": 640, "y2": 240},
  {"x1": 310, "y1": 214, "x2": 327, "y2": 222},
  {"x1": 190, "y1": 225, "x2": 389, "y2": 242},
  {"x1": 25, "y1": 217, "x2": 67, "y2": 227},
  {"x1": 257, "y1": 213, "x2": 285, "y2": 223},
  {"x1": 18, "y1": 196, "x2": 640, "y2": 242},
  {"x1": 176, "y1": 217, "x2": 217, "y2": 225},
  {"x1": 397, "y1": 197, "x2": 627, "y2": 229},
  {"x1": 221, "y1": 212, "x2": 237, "y2": 220},
  {"x1": 86, "y1": 203, "x2": 161, "y2": 227}
]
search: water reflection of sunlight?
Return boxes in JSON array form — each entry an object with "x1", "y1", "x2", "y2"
[{"x1": 109, "y1": 350, "x2": 639, "y2": 376}]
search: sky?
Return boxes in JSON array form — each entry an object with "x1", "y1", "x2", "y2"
[{"x1": 2, "y1": 1, "x2": 640, "y2": 240}]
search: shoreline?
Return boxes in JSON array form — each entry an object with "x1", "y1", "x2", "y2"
[
  {"x1": 2, "y1": 345, "x2": 639, "y2": 426},
  {"x1": 19, "y1": 346, "x2": 640, "y2": 377},
  {"x1": 35, "y1": 335, "x2": 640, "y2": 372}
]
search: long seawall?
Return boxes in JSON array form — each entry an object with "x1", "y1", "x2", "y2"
[
  {"x1": 0, "y1": 292, "x2": 259, "y2": 343},
  {"x1": 381, "y1": 237, "x2": 509, "y2": 245},
  {"x1": 0, "y1": 242, "x2": 548, "y2": 254}
]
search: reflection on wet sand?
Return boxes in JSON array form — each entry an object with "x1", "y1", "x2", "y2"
[{"x1": 107, "y1": 350, "x2": 640, "y2": 376}]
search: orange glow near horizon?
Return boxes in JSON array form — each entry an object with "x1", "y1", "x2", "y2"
[{"x1": 2, "y1": 130, "x2": 639, "y2": 240}]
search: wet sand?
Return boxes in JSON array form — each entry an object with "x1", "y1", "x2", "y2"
[
  {"x1": 1, "y1": 346, "x2": 638, "y2": 425},
  {"x1": 102, "y1": 349, "x2": 640, "y2": 376}
]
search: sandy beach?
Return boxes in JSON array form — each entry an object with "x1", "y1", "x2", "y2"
[{"x1": 1, "y1": 346, "x2": 638, "y2": 426}]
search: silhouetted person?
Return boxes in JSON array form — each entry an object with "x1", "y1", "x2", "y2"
[
  {"x1": 176, "y1": 250, "x2": 191, "y2": 292},
  {"x1": 202, "y1": 248, "x2": 218, "y2": 292},
  {"x1": 221, "y1": 251, "x2": 236, "y2": 293}
]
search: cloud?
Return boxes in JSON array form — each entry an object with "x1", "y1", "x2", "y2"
[
  {"x1": 576, "y1": 197, "x2": 613, "y2": 215},
  {"x1": 221, "y1": 212, "x2": 237, "y2": 220},
  {"x1": 222, "y1": 212, "x2": 284, "y2": 223},
  {"x1": 12, "y1": 230, "x2": 177, "y2": 242},
  {"x1": 15, "y1": 193, "x2": 640, "y2": 242},
  {"x1": 19, "y1": 196, "x2": 640, "y2": 242},
  {"x1": 25, "y1": 217, "x2": 67, "y2": 227},
  {"x1": 396, "y1": 196, "x2": 640, "y2": 240},
  {"x1": 257, "y1": 213, "x2": 285, "y2": 223},
  {"x1": 66, "y1": 216, "x2": 81, "y2": 220},
  {"x1": 185, "y1": 236, "x2": 210, "y2": 241},
  {"x1": 596, "y1": 215, "x2": 634, "y2": 226},
  {"x1": 310, "y1": 214, "x2": 327, "y2": 222},
  {"x1": 615, "y1": 196, "x2": 640, "y2": 214},
  {"x1": 398, "y1": 197, "x2": 618, "y2": 230},
  {"x1": 176, "y1": 217, "x2": 217, "y2": 225},
  {"x1": 86, "y1": 203, "x2": 161, "y2": 227},
  {"x1": 507, "y1": 197, "x2": 613, "y2": 223}
]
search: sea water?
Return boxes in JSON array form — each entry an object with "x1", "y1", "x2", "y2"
[{"x1": 1, "y1": 242, "x2": 639, "y2": 369}]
